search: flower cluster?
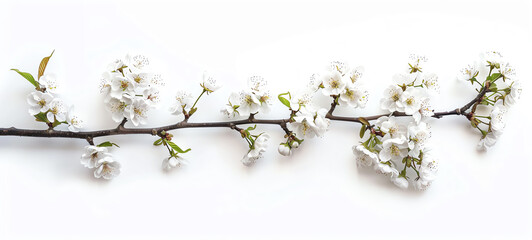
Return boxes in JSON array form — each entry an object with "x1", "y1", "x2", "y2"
[
  {"x1": 169, "y1": 71, "x2": 221, "y2": 121},
  {"x1": 353, "y1": 117, "x2": 438, "y2": 190},
  {"x1": 238, "y1": 126, "x2": 270, "y2": 166},
  {"x1": 380, "y1": 54, "x2": 438, "y2": 123},
  {"x1": 221, "y1": 76, "x2": 271, "y2": 117},
  {"x1": 321, "y1": 61, "x2": 369, "y2": 108},
  {"x1": 457, "y1": 51, "x2": 521, "y2": 151},
  {"x1": 352, "y1": 56, "x2": 440, "y2": 190},
  {"x1": 80, "y1": 143, "x2": 121, "y2": 180},
  {"x1": 12, "y1": 51, "x2": 83, "y2": 132},
  {"x1": 100, "y1": 54, "x2": 164, "y2": 126}
]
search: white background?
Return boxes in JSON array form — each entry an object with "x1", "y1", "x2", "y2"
[{"x1": 0, "y1": 0, "x2": 531, "y2": 239}]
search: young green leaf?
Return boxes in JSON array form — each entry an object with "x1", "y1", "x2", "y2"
[
  {"x1": 11, "y1": 69, "x2": 39, "y2": 89},
  {"x1": 278, "y1": 92, "x2": 291, "y2": 108},
  {"x1": 359, "y1": 124, "x2": 367, "y2": 138},
  {"x1": 358, "y1": 117, "x2": 370, "y2": 126},
  {"x1": 487, "y1": 73, "x2": 502, "y2": 82},
  {"x1": 34, "y1": 112, "x2": 49, "y2": 123},
  {"x1": 167, "y1": 141, "x2": 191, "y2": 153},
  {"x1": 97, "y1": 141, "x2": 120, "y2": 148},
  {"x1": 38, "y1": 50, "x2": 55, "y2": 80},
  {"x1": 153, "y1": 138, "x2": 163, "y2": 146},
  {"x1": 246, "y1": 125, "x2": 257, "y2": 131}
]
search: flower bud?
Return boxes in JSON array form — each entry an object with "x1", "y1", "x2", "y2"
[
  {"x1": 278, "y1": 143, "x2": 291, "y2": 156},
  {"x1": 291, "y1": 141, "x2": 299, "y2": 148}
]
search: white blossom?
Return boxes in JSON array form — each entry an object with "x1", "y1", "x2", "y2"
[
  {"x1": 27, "y1": 91, "x2": 54, "y2": 115},
  {"x1": 457, "y1": 62, "x2": 480, "y2": 82},
  {"x1": 307, "y1": 73, "x2": 322, "y2": 92},
  {"x1": 379, "y1": 137, "x2": 409, "y2": 162},
  {"x1": 39, "y1": 74, "x2": 59, "y2": 93},
  {"x1": 477, "y1": 131, "x2": 500, "y2": 151},
  {"x1": 93, "y1": 157, "x2": 121, "y2": 180},
  {"x1": 373, "y1": 162, "x2": 399, "y2": 178},
  {"x1": 498, "y1": 62, "x2": 515, "y2": 80},
  {"x1": 242, "y1": 133, "x2": 270, "y2": 166},
  {"x1": 505, "y1": 81, "x2": 522, "y2": 106},
  {"x1": 481, "y1": 51, "x2": 503, "y2": 68},
  {"x1": 169, "y1": 90, "x2": 194, "y2": 120},
  {"x1": 290, "y1": 90, "x2": 313, "y2": 109},
  {"x1": 237, "y1": 90, "x2": 261, "y2": 116},
  {"x1": 489, "y1": 103, "x2": 507, "y2": 133},
  {"x1": 126, "y1": 72, "x2": 150, "y2": 89},
  {"x1": 377, "y1": 116, "x2": 406, "y2": 139},
  {"x1": 142, "y1": 87, "x2": 160, "y2": 107},
  {"x1": 125, "y1": 54, "x2": 149, "y2": 71},
  {"x1": 278, "y1": 143, "x2": 291, "y2": 156},
  {"x1": 422, "y1": 73, "x2": 440, "y2": 93},
  {"x1": 221, "y1": 93, "x2": 240, "y2": 118},
  {"x1": 288, "y1": 107, "x2": 330, "y2": 138},
  {"x1": 46, "y1": 98, "x2": 67, "y2": 122},
  {"x1": 328, "y1": 61, "x2": 348, "y2": 76},
  {"x1": 399, "y1": 87, "x2": 425, "y2": 115},
  {"x1": 321, "y1": 70, "x2": 346, "y2": 96},
  {"x1": 380, "y1": 85, "x2": 403, "y2": 112},
  {"x1": 247, "y1": 76, "x2": 267, "y2": 93},
  {"x1": 80, "y1": 146, "x2": 111, "y2": 169},
  {"x1": 408, "y1": 54, "x2": 427, "y2": 72},
  {"x1": 162, "y1": 156, "x2": 187, "y2": 170},
  {"x1": 106, "y1": 97, "x2": 131, "y2": 123},
  {"x1": 413, "y1": 155, "x2": 438, "y2": 190},
  {"x1": 339, "y1": 83, "x2": 368, "y2": 108},
  {"x1": 107, "y1": 59, "x2": 125, "y2": 72},
  {"x1": 347, "y1": 66, "x2": 364, "y2": 84},
  {"x1": 66, "y1": 108, "x2": 83, "y2": 132},
  {"x1": 124, "y1": 98, "x2": 150, "y2": 126},
  {"x1": 247, "y1": 134, "x2": 270, "y2": 158},
  {"x1": 352, "y1": 145, "x2": 378, "y2": 167},
  {"x1": 201, "y1": 71, "x2": 221, "y2": 93},
  {"x1": 392, "y1": 177, "x2": 409, "y2": 189},
  {"x1": 393, "y1": 73, "x2": 417, "y2": 85},
  {"x1": 256, "y1": 90, "x2": 272, "y2": 114},
  {"x1": 110, "y1": 74, "x2": 134, "y2": 100},
  {"x1": 413, "y1": 98, "x2": 434, "y2": 124},
  {"x1": 407, "y1": 122, "x2": 430, "y2": 158}
]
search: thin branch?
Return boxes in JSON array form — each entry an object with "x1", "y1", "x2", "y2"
[{"x1": 0, "y1": 84, "x2": 489, "y2": 141}]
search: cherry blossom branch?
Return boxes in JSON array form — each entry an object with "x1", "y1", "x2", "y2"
[{"x1": 0, "y1": 84, "x2": 489, "y2": 142}]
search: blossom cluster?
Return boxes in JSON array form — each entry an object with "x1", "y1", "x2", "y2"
[
  {"x1": 353, "y1": 55, "x2": 440, "y2": 190},
  {"x1": 170, "y1": 71, "x2": 221, "y2": 121},
  {"x1": 80, "y1": 144, "x2": 121, "y2": 180},
  {"x1": 100, "y1": 54, "x2": 164, "y2": 126},
  {"x1": 457, "y1": 51, "x2": 521, "y2": 151},
  {"x1": 13, "y1": 52, "x2": 84, "y2": 132},
  {"x1": 353, "y1": 117, "x2": 438, "y2": 190},
  {"x1": 221, "y1": 76, "x2": 271, "y2": 118},
  {"x1": 275, "y1": 61, "x2": 370, "y2": 156}
]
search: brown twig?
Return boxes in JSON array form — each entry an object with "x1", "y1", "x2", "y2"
[{"x1": 0, "y1": 85, "x2": 489, "y2": 141}]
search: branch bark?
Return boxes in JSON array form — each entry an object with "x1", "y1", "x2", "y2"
[{"x1": 0, "y1": 84, "x2": 489, "y2": 141}]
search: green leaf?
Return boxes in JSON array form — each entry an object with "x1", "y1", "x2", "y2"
[
  {"x1": 358, "y1": 117, "x2": 370, "y2": 126},
  {"x1": 52, "y1": 119, "x2": 62, "y2": 128},
  {"x1": 97, "y1": 141, "x2": 120, "y2": 148},
  {"x1": 246, "y1": 125, "x2": 257, "y2": 131},
  {"x1": 278, "y1": 92, "x2": 291, "y2": 108},
  {"x1": 34, "y1": 112, "x2": 49, "y2": 122},
  {"x1": 38, "y1": 50, "x2": 55, "y2": 80},
  {"x1": 489, "y1": 82, "x2": 498, "y2": 92},
  {"x1": 167, "y1": 141, "x2": 191, "y2": 153},
  {"x1": 487, "y1": 73, "x2": 502, "y2": 82},
  {"x1": 11, "y1": 69, "x2": 39, "y2": 89},
  {"x1": 189, "y1": 107, "x2": 197, "y2": 116},
  {"x1": 359, "y1": 124, "x2": 366, "y2": 138},
  {"x1": 153, "y1": 138, "x2": 163, "y2": 146}
]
